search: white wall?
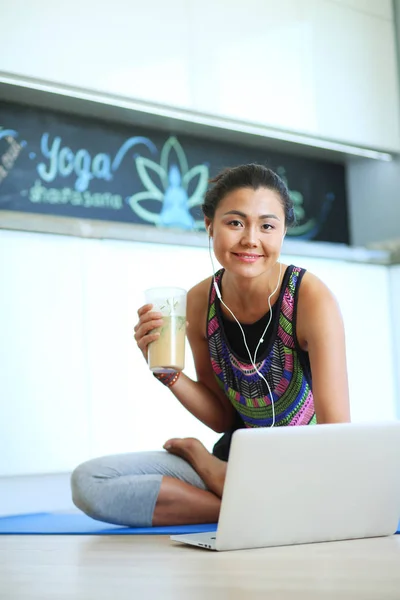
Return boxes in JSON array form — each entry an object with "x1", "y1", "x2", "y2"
[
  {"x1": 0, "y1": 229, "x2": 398, "y2": 477},
  {"x1": 0, "y1": 233, "x2": 91, "y2": 474},
  {"x1": 389, "y1": 266, "x2": 400, "y2": 419},
  {"x1": 0, "y1": 0, "x2": 398, "y2": 151}
]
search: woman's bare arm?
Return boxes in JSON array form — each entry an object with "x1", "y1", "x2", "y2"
[{"x1": 164, "y1": 280, "x2": 235, "y2": 433}]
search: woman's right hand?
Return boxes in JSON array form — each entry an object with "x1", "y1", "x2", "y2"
[{"x1": 133, "y1": 304, "x2": 164, "y2": 361}]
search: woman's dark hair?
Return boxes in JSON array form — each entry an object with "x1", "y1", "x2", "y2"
[{"x1": 201, "y1": 163, "x2": 295, "y2": 227}]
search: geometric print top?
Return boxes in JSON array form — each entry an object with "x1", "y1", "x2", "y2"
[{"x1": 207, "y1": 265, "x2": 316, "y2": 428}]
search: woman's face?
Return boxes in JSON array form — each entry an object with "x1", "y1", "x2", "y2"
[{"x1": 206, "y1": 187, "x2": 286, "y2": 278}]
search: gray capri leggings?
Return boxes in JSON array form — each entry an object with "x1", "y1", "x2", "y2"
[{"x1": 70, "y1": 451, "x2": 207, "y2": 527}]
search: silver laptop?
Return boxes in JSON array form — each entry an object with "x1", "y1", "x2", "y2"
[{"x1": 171, "y1": 422, "x2": 400, "y2": 551}]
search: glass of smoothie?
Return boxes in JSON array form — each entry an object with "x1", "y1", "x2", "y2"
[{"x1": 144, "y1": 287, "x2": 187, "y2": 373}]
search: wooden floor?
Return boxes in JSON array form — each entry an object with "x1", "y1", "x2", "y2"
[{"x1": 1, "y1": 534, "x2": 400, "y2": 599}]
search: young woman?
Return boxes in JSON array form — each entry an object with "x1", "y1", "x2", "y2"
[{"x1": 71, "y1": 164, "x2": 350, "y2": 527}]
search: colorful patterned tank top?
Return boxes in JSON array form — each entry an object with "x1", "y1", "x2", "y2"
[{"x1": 207, "y1": 265, "x2": 316, "y2": 427}]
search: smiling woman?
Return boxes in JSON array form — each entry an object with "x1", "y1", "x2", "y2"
[
  {"x1": 207, "y1": 187, "x2": 285, "y2": 280},
  {"x1": 71, "y1": 163, "x2": 351, "y2": 529}
]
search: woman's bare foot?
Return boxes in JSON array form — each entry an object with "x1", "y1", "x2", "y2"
[{"x1": 163, "y1": 437, "x2": 227, "y2": 498}]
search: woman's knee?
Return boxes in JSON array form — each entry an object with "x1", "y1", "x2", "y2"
[
  {"x1": 70, "y1": 456, "x2": 162, "y2": 527},
  {"x1": 70, "y1": 460, "x2": 100, "y2": 516}
]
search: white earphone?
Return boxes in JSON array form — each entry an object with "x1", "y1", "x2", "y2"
[{"x1": 207, "y1": 224, "x2": 284, "y2": 427}]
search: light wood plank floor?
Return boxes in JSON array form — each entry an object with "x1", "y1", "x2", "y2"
[{"x1": 1, "y1": 534, "x2": 400, "y2": 599}]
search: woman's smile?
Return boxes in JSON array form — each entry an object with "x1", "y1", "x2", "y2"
[{"x1": 231, "y1": 252, "x2": 264, "y2": 263}]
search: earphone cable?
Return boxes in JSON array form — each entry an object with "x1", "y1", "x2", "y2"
[{"x1": 208, "y1": 236, "x2": 282, "y2": 427}]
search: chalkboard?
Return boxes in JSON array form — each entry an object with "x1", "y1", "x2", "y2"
[{"x1": 0, "y1": 101, "x2": 349, "y2": 242}]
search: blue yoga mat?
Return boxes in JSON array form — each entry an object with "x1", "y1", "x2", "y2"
[
  {"x1": 0, "y1": 512, "x2": 218, "y2": 535},
  {"x1": 0, "y1": 513, "x2": 398, "y2": 536}
]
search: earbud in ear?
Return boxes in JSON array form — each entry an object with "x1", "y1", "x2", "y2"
[{"x1": 207, "y1": 225, "x2": 212, "y2": 237}]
